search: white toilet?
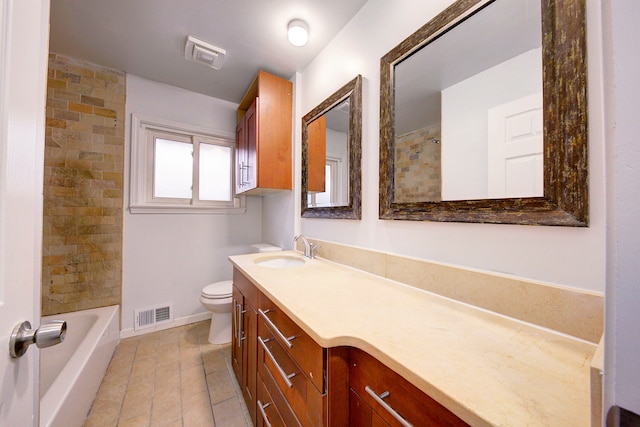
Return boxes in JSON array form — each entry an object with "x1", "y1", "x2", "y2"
[{"x1": 200, "y1": 243, "x2": 281, "y2": 344}]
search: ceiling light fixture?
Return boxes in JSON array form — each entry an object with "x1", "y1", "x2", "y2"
[{"x1": 288, "y1": 19, "x2": 309, "y2": 47}]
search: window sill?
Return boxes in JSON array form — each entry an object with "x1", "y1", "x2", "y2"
[{"x1": 129, "y1": 204, "x2": 247, "y2": 214}]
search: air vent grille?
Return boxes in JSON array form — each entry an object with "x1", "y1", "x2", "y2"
[
  {"x1": 184, "y1": 36, "x2": 226, "y2": 70},
  {"x1": 135, "y1": 304, "x2": 173, "y2": 330}
]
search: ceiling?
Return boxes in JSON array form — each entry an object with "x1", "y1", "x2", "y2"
[{"x1": 49, "y1": 0, "x2": 368, "y2": 104}]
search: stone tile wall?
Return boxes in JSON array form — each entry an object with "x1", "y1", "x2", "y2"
[
  {"x1": 394, "y1": 124, "x2": 442, "y2": 203},
  {"x1": 42, "y1": 53, "x2": 125, "y2": 315}
]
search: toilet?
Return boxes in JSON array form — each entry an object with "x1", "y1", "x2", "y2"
[{"x1": 200, "y1": 243, "x2": 281, "y2": 344}]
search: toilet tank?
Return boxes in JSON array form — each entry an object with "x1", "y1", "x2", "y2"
[{"x1": 250, "y1": 243, "x2": 282, "y2": 253}]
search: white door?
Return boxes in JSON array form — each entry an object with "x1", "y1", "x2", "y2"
[
  {"x1": 0, "y1": 1, "x2": 50, "y2": 425},
  {"x1": 487, "y1": 93, "x2": 543, "y2": 198}
]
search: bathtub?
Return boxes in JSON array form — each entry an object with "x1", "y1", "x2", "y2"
[{"x1": 39, "y1": 305, "x2": 120, "y2": 427}]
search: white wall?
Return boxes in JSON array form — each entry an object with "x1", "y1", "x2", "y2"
[
  {"x1": 123, "y1": 75, "x2": 263, "y2": 333},
  {"x1": 294, "y1": 0, "x2": 606, "y2": 293},
  {"x1": 441, "y1": 48, "x2": 542, "y2": 200},
  {"x1": 603, "y1": 0, "x2": 640, "y2": 419}
]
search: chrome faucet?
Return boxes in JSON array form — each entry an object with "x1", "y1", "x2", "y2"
[{"x1": 293, "y1": 235, "x2": 320, "y2": 259}]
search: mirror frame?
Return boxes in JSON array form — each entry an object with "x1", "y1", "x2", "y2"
[
  {"x1": 379, "y1": 0, "x2": 588, "y2": 226},
  {"x1": 302, "y1": 74, "x2": 362, "y2": 219}
]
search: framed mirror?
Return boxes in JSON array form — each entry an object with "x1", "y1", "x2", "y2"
[
  {"x1": 302, "y1": 75, "x2": 362, "y2": 219},
  {"x1": 379, "y1": 0, "x2": 588, "y2": 226}
]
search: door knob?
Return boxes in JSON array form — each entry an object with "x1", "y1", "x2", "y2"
[{"x1": 9, "y1": 320, "x2": 67, "y2": 358}]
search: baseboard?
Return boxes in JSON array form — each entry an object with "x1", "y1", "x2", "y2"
[{"x1": 120, "y1": 311, "x2": 211, "y2": 339}]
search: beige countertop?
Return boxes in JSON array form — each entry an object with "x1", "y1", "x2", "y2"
[{"x1": 229, "y1": 251, "x2": 596, "y2": 427}]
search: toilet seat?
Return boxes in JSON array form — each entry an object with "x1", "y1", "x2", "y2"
[{"x1": 201, "y1": 280, "x2": 233, "y2": 299}]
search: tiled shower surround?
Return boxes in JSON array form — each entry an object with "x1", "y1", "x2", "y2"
[
  {"x1": 394, "y1": 124, "x2": 442, "y2": 203},
  {"x1": 42, "y1": 53, "x2": 125, "y2": 316}
]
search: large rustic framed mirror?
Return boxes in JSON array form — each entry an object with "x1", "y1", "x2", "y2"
[
  {"x1": 379, "y1": 0, "x2": 588, "y2": 226},
  {"x1": 302, "y1": 75, "x2": 362, "y2": 219}
]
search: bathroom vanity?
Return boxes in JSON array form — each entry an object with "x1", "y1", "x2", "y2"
[{"x1": 229, "y1": 251, "x2": 597, "y2": 426}]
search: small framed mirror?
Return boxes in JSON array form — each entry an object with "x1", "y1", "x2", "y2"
[
  {"x1": 379, "y1": 0, "x2": 588, "y2": 226},
  {"x1": 302, "y1": 75, "x2": 362, "y2": 219}
]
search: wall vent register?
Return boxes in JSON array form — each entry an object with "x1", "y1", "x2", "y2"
[{"x1": 135, "y1": 304, "x2": 173, "y2": 330}]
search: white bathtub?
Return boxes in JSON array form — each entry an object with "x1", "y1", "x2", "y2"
[{"x1": 39, "y1": 305, "x2": 120, "y2": 427}]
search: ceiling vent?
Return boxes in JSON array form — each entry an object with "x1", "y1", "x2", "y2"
[{"x1": 184, "y1": 36, "x2": 226, "y2": 70}]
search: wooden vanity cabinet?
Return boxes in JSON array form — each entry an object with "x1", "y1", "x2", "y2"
[
  {"x1": 236, "y1": 70, "x2": 292, "y2": 195},
  {"x1": 349, "y1": 348, "x2": 469, "y2": 427},
  {"x1": 232, "y1": 269, "x2": 259, "y2": 423},
  {"x1": 233, "y1": 268, "x2": 465, "y2": 427},
  {"x1": 257, "y1": 291, "x2": 350, "y2": 426}
]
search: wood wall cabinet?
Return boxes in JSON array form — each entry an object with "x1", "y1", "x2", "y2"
[{"x1": 236, "y1": 70, "x2": 292, "y2": 195}]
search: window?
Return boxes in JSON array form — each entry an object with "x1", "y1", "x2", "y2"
[
  {"x1": 130, "y1": 114, "x2": 244, "y2": 213},
  {"x1": 308, "y1": 157, "x2": 347, "y2": 207}
]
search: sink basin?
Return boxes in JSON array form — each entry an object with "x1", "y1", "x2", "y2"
[{"x1": 254, "y1": 256, "x2": 306, "y2": 269}]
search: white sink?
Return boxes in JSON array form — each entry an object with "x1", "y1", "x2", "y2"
[{"x1": 254, "y1": 256, "x2": 306, "y2": 269}]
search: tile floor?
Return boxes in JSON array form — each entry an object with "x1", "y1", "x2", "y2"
[{"x1": 84, "y1": 320, "x2": 252, "y2": 427}]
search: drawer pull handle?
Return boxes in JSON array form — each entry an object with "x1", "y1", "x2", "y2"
[
  {"x1": 365, "y1": 385, "x2": 413, "y2": 427},
  {"x1": 258, "y1": 336, "x2": 296, "y2": 388},
  {"x1": 257, "y1": 400, "x2": 272, "y2": 427},
  {"x1": 259, "y1": 308, "x2": 295, "y2": 348}
]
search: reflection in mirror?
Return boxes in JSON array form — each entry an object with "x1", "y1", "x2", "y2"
[
  {"x1": 394, "y1": 0, "x2": 542, "y2": 202},
  {"x1": 379, "y1": 0, "x2": 588, "y2": 225},
  {"x1": 302, "y1": 75, "x2": 362, "y2": 219},
  {"x1": 307, "y1": 98, "x2": 350, "y2": 207}
]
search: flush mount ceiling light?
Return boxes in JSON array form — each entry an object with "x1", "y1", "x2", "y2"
[
  {"x1": 288, "y1": 19, "x2": 309, "y2": 47},
  {"x1": 184, "y1": 35, "x2": 226, "y2": 70}
]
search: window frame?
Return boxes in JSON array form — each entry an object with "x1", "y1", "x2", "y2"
[{"x1": 130, "y1": 113, "x2": 245, "y2": 214}]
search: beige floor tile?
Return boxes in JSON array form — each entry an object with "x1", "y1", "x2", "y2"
[
  {"x1": 212, "y1": 397, "x2": 252, "y2": 427},
  {"x1": 206, "y1": 368, "x2": 236, "y2": 405},
  {"x1": 180, "y1": 346, "x2": 203, "y2": 370},
  {"x1": 129, "y1": 357, "x2": 156, "y2": 385},
  {"x1": 85, "y1": 397, "x2": 122, "y2": 427},
  {"x1": 118, "y1": 413, "x2": 150, "y2": 427},
  {"x1": 95, "y1": 374, "x2": 128, "y2": 405},
  {"x1": 120, "y1": 382, "x2": 154, "y2": 420},
  {"x1": 135, "y1": 341, "x2": 158, "y2": 360},
  {"x1": 86, "y1": 321, "x2": 252, "y2": 427},
  {"x1": 116, "y1": 337, "x2": 140, "y2": 354},
  {"x1": 182, "y1": 390, "x2": 214, "y2": 427},
  {"x1": 155, "y1": 360, "x2": 181, "y2": 390},
  {"x1": 150, "y1": 385, "x2": 182, "y2": 427},
  {"x1": 181, "y1": 365, "x2": 207, "y2": 397},
  {"x1": 201, "y1": 346, "x2": 226, "y2": 374},
  {"x1": 157, "y1": 342, "x2": 180, "y2": 365}
]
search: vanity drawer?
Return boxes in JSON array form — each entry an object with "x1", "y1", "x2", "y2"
[
  {"x1": 256, "y1": 372, "x2": 289, "y2": 427},
  {"x1": 350, "y1": 348, "x2": 469, "y2": 427},
  {"x1": 258, "y1": 316, "x2": 324, "y2": 426},
  {"x1": 258, "y1": 292, "x2": 325, "y2": 392}
]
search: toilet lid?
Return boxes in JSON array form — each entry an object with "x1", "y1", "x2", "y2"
[{"x1": 201, "y1": 280, "x2": 233, "y2": 299}]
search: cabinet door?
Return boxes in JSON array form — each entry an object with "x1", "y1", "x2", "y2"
[
  {"x1": 231, "y1": 286, "x2": 243, "y2": 383},
  {"x1": 244, "y1": 97, "x2": 258, "y2": 192},
  {"x1": 235, "y1": 118, "x2": 247, "y2": 194},
  {"x1": 350, "y1": 388, "x2": 390, "y2": 427},
  {"x1": 243, "y1": 303, "x2": 258, "y2": 423}
]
